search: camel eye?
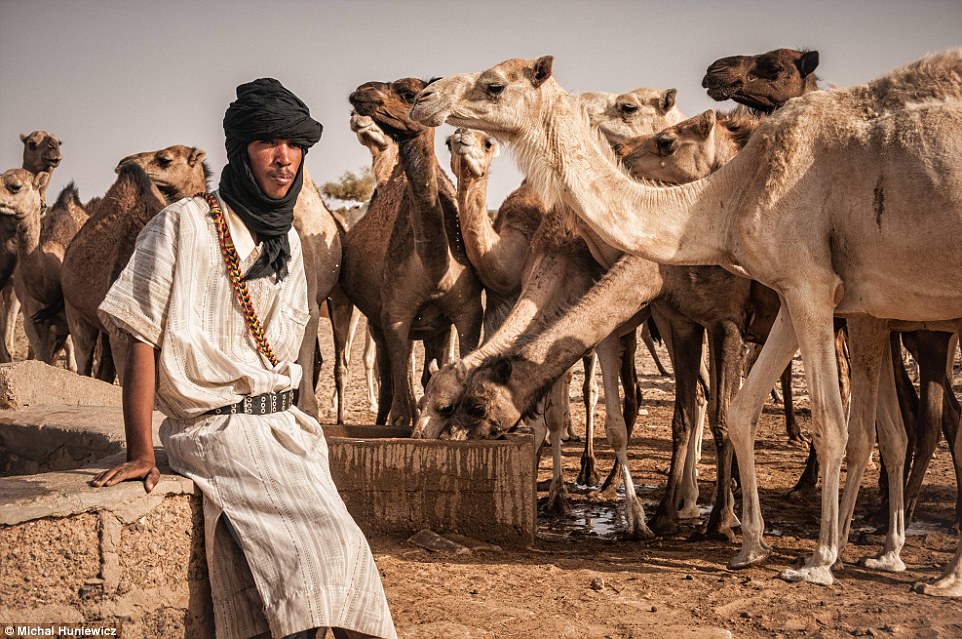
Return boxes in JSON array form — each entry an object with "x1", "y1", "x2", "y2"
[
  {"x1": 6, "y1": 181, "x2": 22, "y2": 194},
  {"x1": 437, "y1": 403, "x2": 455, "y2": 417},
  {"x1": 487, "y1": 83, "x2": 505, "y2": 97},
  {"x1": 157, "y1": 156, "x2": 172, "y2": 167},
  {"x1": 483, "y1": 140, "x2": 493, "y2": 150},
  {"x1": 620, "y1": 103, "x2": 639, "y2": 115},
  {"x1": 465, "y1": 401, "x2": 486, "y2": 419}
]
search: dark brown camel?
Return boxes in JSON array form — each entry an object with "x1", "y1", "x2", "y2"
[
  {"x1": 61, "y1": 146, "x2": 209, "y2": 383},
  {"x1": 702, "y1": 48, "x2": 820, "y2": 114},
  {"x1": 343, "y1": 77, "x2": 484, "y2": 428}
]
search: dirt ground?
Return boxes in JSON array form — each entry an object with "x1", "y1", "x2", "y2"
[
  {"x1": 309, "y1": 317, "x2": 962, "y2": 639},
  {"x1": 14, "y1": 311, "x2": 961, "y2": 638}
]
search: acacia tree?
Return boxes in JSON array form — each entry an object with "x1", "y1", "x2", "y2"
[{"x1": 322, "y1": 167, "x2": 375, "y2": 213}]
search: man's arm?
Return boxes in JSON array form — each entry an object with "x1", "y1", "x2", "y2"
[{"x1": 91, "y1": 339, "x2": 161, "y2": 492}]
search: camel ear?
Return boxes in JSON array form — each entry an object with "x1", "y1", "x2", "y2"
[
  {"x1": 491, "y1": 356, "x2": 512, "y2": 384},
  {"x1": 531, "y1": 56, "x2": 554, "y2": 87},
  {"x1": 188, "y1": 148, "x2": 207, "y2": 166},
  {"x1": 798, "y1": 50, "x2": 819, "y2": 77},
  {"x1": 20, "y1": 133, "x2": 29, "y2": 143},
  {"x1": 694, "y1": 110, "x2": 716, "y2": 139},
  {"x1": 33, "y1": 172, "x2": 50, "y2": 192},
  {"x1": 428, "y1": 359, "x2": 440, "y2": 375},
  {"x1": 455, "y1": 359, "x2": 468, "y2": 382},
  {"x1": 659, "y1": 89, "x2": 677, "y2": 114}
]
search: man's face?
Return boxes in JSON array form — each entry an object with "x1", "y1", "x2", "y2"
[{"x1": 246, "y1": 139, "x2": 303, "y2": 199}]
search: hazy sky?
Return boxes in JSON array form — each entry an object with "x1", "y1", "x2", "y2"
[{"x1": 2, "y1": 0, "x2": 960, "y2": 208}]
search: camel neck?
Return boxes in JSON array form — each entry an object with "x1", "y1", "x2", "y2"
[
  {"x1": 371, "y1": 144, "x2": 399, "y2": 188},
  {"x1": 397, "y1": 129, "x2": 450, "y2": 271},
  {"x1": 511, "y1": 89, "x2": 740, "y2": 268}
]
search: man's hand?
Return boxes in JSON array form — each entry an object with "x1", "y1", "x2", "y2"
[{"x1": 91, "y1": 458, "x2": 161, "y2": 492}]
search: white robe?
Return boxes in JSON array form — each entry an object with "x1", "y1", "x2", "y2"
[{"x1": 99, "y1": 192, "x2": 396, "y2": 639}]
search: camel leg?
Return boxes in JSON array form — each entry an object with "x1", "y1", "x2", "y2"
[
  {"x1": 326, "y1": 287, "x2": 357, "y2": 423},
  {"x1": 578, "y1": 354, "x2": 600, "y2": 485},
  {"x1": 0, "y1": 278, "x2": 20, "y2": 364},
  {"x1": 678, "y1": 383, "x2": 707, "y2": 520},
  {"x1": 776, "y1": 291, "x2": 849, "y2": 586},
  {"x1": 782, "y1": 363, "x2": 804, "y2": 443},
  {"x1": 599, "y1": 329, "x2": 645, "y2": 493},
  {"x1": 863, "y1": 334, "x2": 908, "y2": 572},
  {"x1": 364, "y1": 329, "x2": 379, "y2": 414},
  {"x1": 900, "y1": 331, "x2": 950, "y2": 525},
  {"x1": 728, "y1": 306, "x2": 798, "y2": 570},
  {"x1": 543, "y1": 379, "x2": 569, "y2": 514},
  {"x1": 641, "y1": 319, "x2": 670, "y2": 376},
  {"x1": 834, "y1": 318, "x2": 884, "y2": 558},
  {"x1": 650, "y1": 316, "x2": 703, "y2": 537},
  {"x1": 574, "y1": 353, "x2": 596, "y2": 443},
  {"x1": 559, "y1": 367, "x2": 576, "y2": 442},
  {"x1": 698, "y1": 322, "x2": 743, "y2": 542},
  {"x1": 369, "y1": 325, "x2": 392, "y2": 425},
  {"x1": 594, "y1": 333, "x2": 653, "y2": 540},
  {"x1": 914, "y1": 325, "x2": 962, "y2": 598},
  {"x1": 380, "y1": 315, "x2": 417, "y2": 428}
]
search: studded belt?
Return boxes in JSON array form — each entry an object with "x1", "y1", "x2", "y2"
[{"x1": 206, "y1": 390, "x2": 294, "y2": 416}]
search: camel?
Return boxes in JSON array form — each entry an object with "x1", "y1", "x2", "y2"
[
  {"x1": 0, "y1": 170, "x2": 48, "y2": 257},
  {"x1": 706, "y1": 48, "x2": 962, "y2": 530},
  {"x1": 414, "y1": 89, "x2": 685, "y2": 535},
  {"x1": 416, "y1": 87, "x2": 684, "y2": 445},
  {"x1": 13, "y1": 182, "x2": 89, "y2": 369},
  {"x1": 342, "y1": 77, "x2": 484, "y2": 428},
  {"x1": 61, "y1": 145, "x2": 209, "y2": 383},
  {"x1": 702, "y1": 48, "x2": 820, "y2": 114},
  {"x1": 411, "y1": 51, "x2": 962, "y2": 593},
  {"x1": 0, "y1": 132, "x2": 65, "y2": 362}
]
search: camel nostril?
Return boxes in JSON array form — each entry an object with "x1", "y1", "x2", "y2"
[{"x1": 415, "y1": 89, "x2": 435, "y2": 105}]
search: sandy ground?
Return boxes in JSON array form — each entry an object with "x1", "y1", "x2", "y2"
[{"x1": 306, "y1": 316, "x2": 962, "y2": 639}]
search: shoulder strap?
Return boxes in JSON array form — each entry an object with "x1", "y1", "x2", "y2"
[{"x1": 199, "y1": 192, "x2": 279, "y2": 367}]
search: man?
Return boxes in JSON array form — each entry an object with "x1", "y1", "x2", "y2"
[{"x1": 92, "y1": 78, "x2": 396, "y2": 639}]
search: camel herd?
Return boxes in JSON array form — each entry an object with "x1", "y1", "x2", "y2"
[{"x1": 2, "y1": 47, "x2": 961, "y2": 598}]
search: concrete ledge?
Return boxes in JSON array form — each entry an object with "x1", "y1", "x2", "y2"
[{"x1": 0, "y1": 361, "x2": 122, "y2": 409}]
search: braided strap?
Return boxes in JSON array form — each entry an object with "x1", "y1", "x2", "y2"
[{"x1": 200, "y1": 192, "x2": 279, "y2": 367}]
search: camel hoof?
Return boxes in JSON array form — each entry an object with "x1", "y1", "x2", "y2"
[
  {"x1": 650, "y1": 514, "x2": 679, "y2": 537},
  {"x1": 728, "y1": 547, "x2": 770, "y2": 570},
  {"x1": 786, "y1": 484, "x2": 817, "y2": 504},
  {"x1": 577, "y1": 464, "x2": 600, "y2": 487},
  {"x1": 677, "y1": 504, "x2": 702, "y2": 520},
  {"x1": 543, "y1": 487, "x2": 570, "y2": 515},
  {"x1": 780, "y1": 565, "x2": 835, "y2": 586},
  {"x1": 691, "y1": 525, "x2": 738, "y2": 544},
  {"x1": 861, "y1": 553, "x2": 906, "y2": 573},
  {"x1": 624, "y1": 525, "x2": 656, "y2": 542},
  {"x1": 912, "y1": 578, "x2": 962, "y2": 597}
]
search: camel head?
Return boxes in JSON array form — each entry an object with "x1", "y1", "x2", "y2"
[
  {"x1": 702, "y1": 48, "x2": 820, "y2": 113},
  {"x1": 349, "y1": 78, "x2": 431, "y2": 141},
  {"x1": 350, "y1": 111, "x2": 392, "y2": 154},
  {"x1": 411, "y1": 56, "x2": 558, "y2": 141},
  {"x1": 0, "y1": 168, "x2": 48, "y2": 222},
  {"x1": 579, "y1": 88, "x2": 683, "y2": 145},
  {"x1": 445, "y1": 356, "x2": 523, "y2": 441},
  {"x1": 116, "y1": 145, "x2": 210, "y2": 204},
  {"x1": 412, "y1": 360, "x2": 470, "y2": 439},
  {"x1": 446, "y1": 128, "x2": 500, "y2": 180},
  {"x1": 20, "y1": 131, "x2": 62, "y2": 173},
  {"x1": 616, "y1": 108, "x2": 759, "y2": 184}
]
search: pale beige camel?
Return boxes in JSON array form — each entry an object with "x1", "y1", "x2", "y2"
[
  {"x1": 61, "y1": 145, "x2": 209, "y2": 383},
  {"x1": 344, "y1": 77, "x2": 484, "y2": 428},
  {"x1": 707, "y1": 47, "x2": 962, "y2": 538},
  {"x1": 13, "y1": 182, "x2": 90, "y2": 369},
  {"x1": 0, "y1": 171, "x2": 49, "y2": 346},
  {"x1": 0, "y1": 132, "x2": 65, "y2": 362},
  {"x1": 412, "y1": 51, "x2": 962, "y2": 591}
]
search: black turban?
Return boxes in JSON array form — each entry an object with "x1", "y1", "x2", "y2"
[{"x1": 218, "y1": 78, "x2": 323, "y2": 281}]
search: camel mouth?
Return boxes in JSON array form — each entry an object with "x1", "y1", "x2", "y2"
[
  {"x1": 409, "y1": 100, "x2": 447, "y2": 128},
  {"x1": 0, "y1": 204, "x2": 31, "y2": 220},
  {"x1": 705, "y1": 85, "x2": 736, "y2": 101},
  {"x1": 43, "y1": 157, "x2": 62, "y2": 167}
]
